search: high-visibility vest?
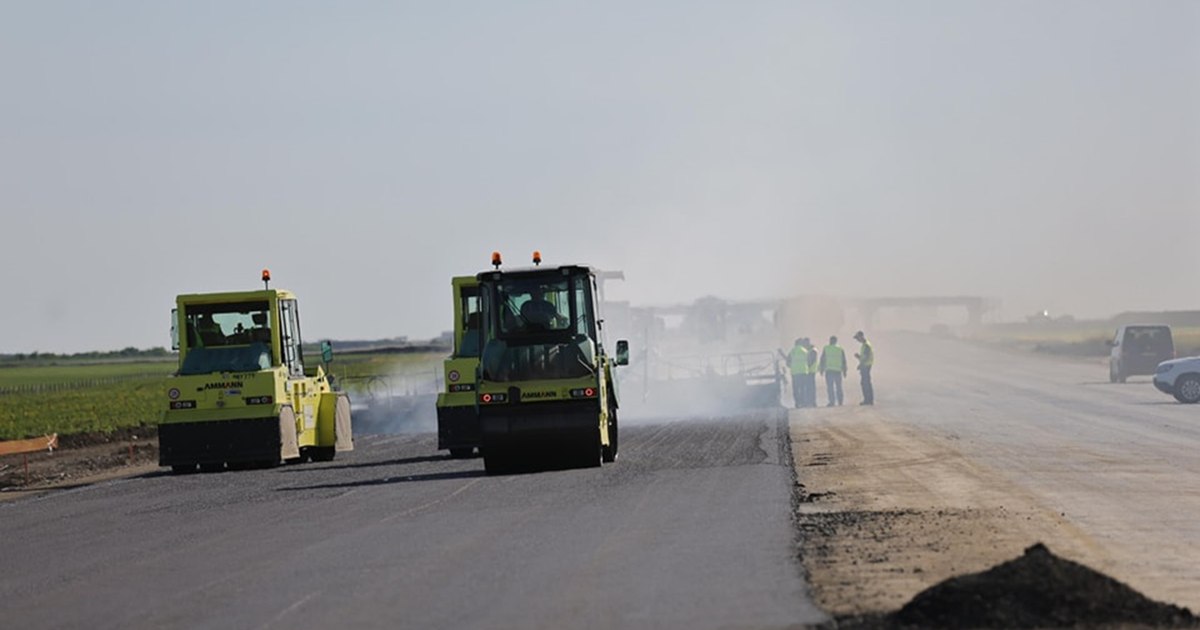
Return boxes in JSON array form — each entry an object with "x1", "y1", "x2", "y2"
[
  {"x1": 789, "y1": 345, "x2": 809, "y2": 375},
  {"x1": 859, "y1": 340, "x2": 874, "y2": 367},
  {"x1": 822, "y1": 345, "x2": 845, "y2": 372}
]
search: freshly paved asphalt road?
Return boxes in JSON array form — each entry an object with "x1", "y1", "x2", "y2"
[{"x1": 0, "y1": 412, "x2": 824, "y2": 629}]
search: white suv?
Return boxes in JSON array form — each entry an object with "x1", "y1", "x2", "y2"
[{"x1": 1153, "y1": 357, "x2": 1200, "y2": 404}]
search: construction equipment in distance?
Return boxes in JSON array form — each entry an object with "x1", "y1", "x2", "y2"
[
  {"x1": 622, "y1": 297, "x2": 786, "y2": 416},
  {"x1": 436, "y1": 275, "x2": 483, "y2": 458},
  {"x1": 473, "y1": 251, "x2": 629, "y2": 473},
  {"x1": 159, "y1": 270, "x2": 353, "y2": 473}
]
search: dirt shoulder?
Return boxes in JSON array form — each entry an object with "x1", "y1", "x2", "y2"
[
  {"x1": 0, "y1": 426, "x2": 159, "y2": 501},
  {"x1": 789, "y1": 407, "x2": 1123, "y2": 618}
]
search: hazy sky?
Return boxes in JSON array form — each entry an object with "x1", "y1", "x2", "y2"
[{"x1": 2, "y1": 1, "x2": 1198, "y2": 353}]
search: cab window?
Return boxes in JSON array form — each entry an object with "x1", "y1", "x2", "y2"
[
  {"x1": 279, "y1": 299, "x2": 305, "y2": 378},
  {"x1": 179, "y1": 301, "x2": 273, "y2": 375},
  {"x1": 480, "y1": 273, "x2": 599, "y2": 382},
  {"x1": 458, "y1": 287, "x2": 482, "y2": 358},
  {"x1": 497, "y1": 278, "x2": 572, "y2": 336},
  {"x1": 185, "y1": 301, "x2": 271, "y2": 348},
  {"x1": 574, "y1": 277, "x2": 594, "y2": 338}
]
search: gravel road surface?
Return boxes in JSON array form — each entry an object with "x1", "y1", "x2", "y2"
[
  {"x1": 791, "y1": 332, "x2": 1200, "y2": 616},
  {"x1": 1, "y1": 412, "x2": 823, "y2": 629}
]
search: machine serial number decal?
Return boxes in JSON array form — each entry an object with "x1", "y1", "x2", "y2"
[{"x1": 203, "y1": 381, "x2": 245, "y2": 390}]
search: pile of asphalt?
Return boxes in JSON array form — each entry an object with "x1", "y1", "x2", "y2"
[{"x1": 836, "y1": 543, "x2": 1198, "y2": 629}]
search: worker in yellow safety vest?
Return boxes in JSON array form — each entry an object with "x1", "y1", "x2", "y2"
[
  {"x1": 819, "y1": 336, "x2": 848, "y2": 406},
  {"x1": 801, "y1": 338, "x2": 819, "y2": 407},
  {"x1": 779, "y1": 338, "x2": 809, "y2": 409},
  {"x1": 853, "y1": 330, "x2": 875, "y2": 405}
]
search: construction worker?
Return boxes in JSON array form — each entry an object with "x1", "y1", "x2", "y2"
[
  {"x1": 802, "y1": 338, "x2": 819, "y2": 407},
  {"x1": 520, "y1": 286, "x2": 561, "y2": 328},
  {"x1": 853, "y1": 330, "x2": 874, "y2": 405},
  {"x1": 819, "y1": 335, "x2": 848, "y2": 406},
  {"x1": 780, "y1": 338, "x2": 808, "y2": 409},
  {"x1": 194, "y1": 313, "x2": 224, "y2": 347}
]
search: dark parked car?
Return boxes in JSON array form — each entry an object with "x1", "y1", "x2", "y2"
[{"x1": 1109, "y1": 324, "x2": 1174, "y2": 383}]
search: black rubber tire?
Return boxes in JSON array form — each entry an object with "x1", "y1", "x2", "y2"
[
  {"x1": 1174, "y1": 375, "x2": 1200, "y2": 404},
  {"x1": 449, "y1": 447, "x2": 474, "y2": 459},
  {"x1": 170, "y1": 464, "x2": 196, "y2": 475},
  {"x1": 310, "y1": 446, "x2": 336, "y2": 462},
  {"x1": 580, "y1": 431, "x2": 603, "y2": 469},
  {"x1": 483, "y1": 448, "x2": 510, "y2": 475},
  {"x1": 199, "y1": 462, "x2": 224, "y2": 473},
  {"x1": 601, "y1": 409, "x2": 619, "y2": 464},
  {"x1": 1109, "y1": 363, "x2": 1118, "y2": 384}
]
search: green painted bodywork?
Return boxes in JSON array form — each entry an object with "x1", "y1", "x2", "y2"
[{"x1": 436, "y1": 277, "x2": 482, "y2": 451}]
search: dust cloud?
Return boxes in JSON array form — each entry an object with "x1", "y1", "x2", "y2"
[
  {"x1": 605, "y1": 291, "x2": 988, "y2": 421},
  {"x1": 346, "y1": 356, "x2": 442, "y2": 436}
]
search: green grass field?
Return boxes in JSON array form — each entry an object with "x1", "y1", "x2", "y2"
[
  {"x1": 0, "y1": 361, "x2": 176, "y2": 388},
  {"x1": 0, "y1": 380, "x2": 164, "y2": 440},
  {"x1": 0, "y1": 351, "x2": 444, "y2": 441}
]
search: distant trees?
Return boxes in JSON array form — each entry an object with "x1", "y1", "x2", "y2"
[{"x1": 1, "y1": 347, "x2": 174, "y2": 364}]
